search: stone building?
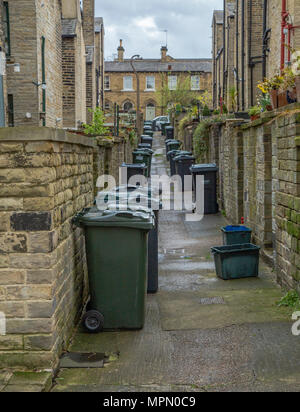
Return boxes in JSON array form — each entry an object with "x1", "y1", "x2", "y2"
[
  {"x1": 104, "y1": 41, "x2": 212, "y2": 121},
  {"x1": 212, "y1": 10, "x2": 224, "y2": 110},
  {"x1": 0, "y1": 1, "x2": 7, "y2": 127},
  {"x1": 1, "y1": 0, "x2": 104, "y2": 129},
  {"x1": 212, "y1": 0, "x2": 300, "y2": 112}
]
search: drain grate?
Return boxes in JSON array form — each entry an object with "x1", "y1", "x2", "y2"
[{"x1": 199, "y1": 297, "x2": 225, "y2": 306}]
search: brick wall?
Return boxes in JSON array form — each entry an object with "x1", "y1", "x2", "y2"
[
  {"x1": 6, "y1": 0, "x2": 63, "y2": 128},
  {"x1": 83, "y1": 0, "x2": 96, "y2": 124},
  {"x1": 62, "y1": 22, "x2": 87, "y2": 129},
  {"x1": 105, "y1": 71, "x2": 212, "y2": 119},
  {"x1": 204, "y1": 105, "x2": 300, "y2": 292},
  {"x1": 0, "y1": 126, "x2": 134, "y2": 370}
]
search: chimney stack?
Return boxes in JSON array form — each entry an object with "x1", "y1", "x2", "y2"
[
  {"x1": 82, "y1": 0, "x2": 95, "y2": 46},
  {"x1": 118, "y1": 39, "x2": 125, "y2": 62},
  {"x1": 161, "y1": 46, "x2": 168, "y2": 62}
]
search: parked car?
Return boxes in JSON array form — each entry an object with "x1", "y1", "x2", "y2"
[{"x1": 152, "y1": 116, "x2": 169, "y2": 131}]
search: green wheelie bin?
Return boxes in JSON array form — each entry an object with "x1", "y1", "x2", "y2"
[
  {"x1": 74, "y1": 208, "x2": 154, "y2": 332},
  {"x1": 132, "y1": 149, "x2": 153, "y2": 177}
]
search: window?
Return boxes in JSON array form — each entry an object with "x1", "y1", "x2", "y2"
[
  {"x1": 191, "y1": 75, "x2": 200, "y2": 90},
  {"x1": 123, "y1": 101, "x2": 133, "y2": 112},
  {"x1": 104, "y1": 100, "x2": 111, "y2": 111},
  {"x1": 123, "y1": 76, "x2": 133, "y2": 91},
  {"x1": 104, "y1": 76, "x2": 110, "y2": 90},
  {"x1": 146, "y1": 76, "x2": 155, "y2": 91},
  {"x1": 3, "y1": 2, "x2": 11, "y2": 57},
  {"x1": 168, "y1": 75, "x2": 177, "y2": 91}
]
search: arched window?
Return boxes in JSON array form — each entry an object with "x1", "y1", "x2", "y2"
[{"x1": 123, "y1": 101, "x2": 134, "y2": 113}]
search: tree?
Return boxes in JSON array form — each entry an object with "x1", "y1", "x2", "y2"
[{"x1": 155, "y1": 73, "x2": 199, "y2": 113}]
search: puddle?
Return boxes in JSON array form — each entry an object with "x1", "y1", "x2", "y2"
[
  {"x1": 160, "y1": 261, "x2": 215, "y2": 271},
  {"x1": 159, "y1": 273, "x2": 218, "y2": 291}
]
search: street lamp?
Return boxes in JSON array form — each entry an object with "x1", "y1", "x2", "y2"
[{"x1": 130, "y1": 54, "x2": 142, "y2": 137}]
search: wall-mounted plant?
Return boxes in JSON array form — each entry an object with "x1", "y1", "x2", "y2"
[{"x1": 248, "y1": 106, "x2": 261, "y2": 121}]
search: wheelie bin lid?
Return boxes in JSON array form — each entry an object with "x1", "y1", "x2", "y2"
[
  {"x1": 138, "y1": 143, "x2": 152, "y2": 148},
  {"x1": 167, "y1": 150, "x2": 192, "y2": 157},
  {"x1": 74, "y1": 207, "x2": 154, "y2": 230},
  {"x1": 143, "y1": 126, "x2": 152, "y2": 130},
  {"x1": 190, "y1": 163, "x2": 218, "y2": 173},
  {"x1": 165, "y1": 125, "x2": 174, "y2": 130},
  {"x1": 133, "y1": 149, "x2": 153, "y2": 155},
  {"x1": 166, "y1": 140, "x2": 181, "y2": 146},
  {"x1": 96, "y1": 190, "x2": 161, "y2": 211},
  {"x1": 121, "y1": 162, "x2": 147, "y2": 169},
  {"x1": 221, "y1": 225, "x2": 252, "y2": 233},
  {"x1": 141, "y1": 135, "x2": 153, "y2": 140},
  {"x1": 114, "y1": 185, "x2": 161, "y2": 199},
  {"x1": 174, "y1": 154, "x2": 195, "y2": 162}
]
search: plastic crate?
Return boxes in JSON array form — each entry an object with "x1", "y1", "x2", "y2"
[
  {"x1": 221, "y1": 225, "x2": 252, "y2": 245},
  {"x1": 211, "y1": 244, "x2": 260, "y2": 280}
]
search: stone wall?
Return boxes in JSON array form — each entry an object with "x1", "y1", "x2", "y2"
[
  {"x1": 273, "y1": 113, "x2": 300, "y2": 289},
  {"x1": 0, "y1": 126, "x2": 134, "y2": 370},
  {"x1": 204, "y1": 106, "x2": 300, "y2": 292}
]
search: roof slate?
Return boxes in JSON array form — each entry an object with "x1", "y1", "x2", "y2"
[
  {"x1": 95, "y1": 17, "x2": 103, "y2": 33},
  {"x1": 62, "y1": 19, "x2": 77, "y2": 37},
  {"x1": 213, "y1": 10, "x2": 224, "y2": 25},
  {"x1": 105, "y1": 59, "x2": 212, "y2": 73}
]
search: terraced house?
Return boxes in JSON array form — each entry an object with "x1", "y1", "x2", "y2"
[
  {"x1": 212, "y1": 0, "x2": 300, "y2": 111},
  {"x1": 104, "y1": 41, "x2": 212, "y2": 121},
  {"x1": 0, "y1": 0, "x2": 104, "y2": 129}
]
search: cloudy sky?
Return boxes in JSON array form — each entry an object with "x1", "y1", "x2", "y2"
[{"x1": 95, "y1": 0, "x2": 223, "y2": 61}]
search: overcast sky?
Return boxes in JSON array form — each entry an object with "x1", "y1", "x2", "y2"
[{"x1": 95, "y1": 0, "x2": 223, "y2": 61}]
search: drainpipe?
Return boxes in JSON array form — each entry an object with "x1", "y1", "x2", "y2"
[
  {"x1": 41, "y1": 36, "x2": 46, "y2": 126},
  {"x1": 236, "y1": 0, "x2": 240, "y2": 111},
  {"x1": 262, "y1": 0, "x2": 268, "y2": 79},
  {"x1": 241, "y1": 0, "x2": 245, "y2": 111},
  {"x1": 281, "y1": 0, "x2": 287, "y2": 72},
  {"x1": 249, "y1": 0, "x2": 254, "y2": 107},
  {"x1": 223, "y1": 0, "x2": 226, "y2": 101}
]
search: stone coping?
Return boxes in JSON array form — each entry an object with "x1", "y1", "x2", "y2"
[{"x1": 0, "y1": 127, "x2": 96, "y2": 148}]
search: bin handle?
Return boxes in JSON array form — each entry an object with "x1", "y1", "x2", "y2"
[{"x1": 72, "y1": 208, "x2": 91, "y2": 227}]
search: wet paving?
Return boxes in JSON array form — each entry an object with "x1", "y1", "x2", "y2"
[{"x1": 52, "y1": 133, "x2": 300, "y2": 392}]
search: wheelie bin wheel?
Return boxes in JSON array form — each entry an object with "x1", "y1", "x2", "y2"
[{"x1": 83, "y1": 310, "x2": 104, "y2": 333}]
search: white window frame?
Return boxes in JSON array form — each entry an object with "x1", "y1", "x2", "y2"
[
  {"x1": 191, "y1": 75, "x2": 200, "y2": 91},
  {"x1": 145, "y1": 76, "x2": 155, "y2": 91},
  {"x1": 104, "y1": 75, "x2": 110, "y2": 90},
  {"x1": 123, "y1": 76, "x2": 133, "y2": 91},
  {"x1": 168, "y1": 75, "x2": 177, "y2": 91}
]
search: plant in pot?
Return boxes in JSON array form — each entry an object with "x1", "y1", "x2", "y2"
[
  {"x1": 257, "y1": 93, "x2": 272, "y2": 112},
  {"x1": 278, "y1": 68, "x2": 296, "y2": 107},
  {"x1": 258, "y1": 75, "x2": 284, "y2": 110},
  {"x1": 248, "y1": 106, "x2": 261, "y2": 121}
]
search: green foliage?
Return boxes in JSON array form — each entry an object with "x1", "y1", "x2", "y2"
[
  {"x1": 222, "y1": 104, "x2": 228, "y2": 114},
  {"x1": 228, "y1": 87, "x2": 238, "y2": 112},
  {"x1": 277, "y1": 290, "x2": 300, "y2": 310},
  {"x1": 202, "y1": 105, "x2": 211, "y2": 117},
  {"x1": 248, "y1": 106, "x2": 261, "y2": 116},
  {"x1": 213, "y1": 109, "x2": 220, "y2": 115},
  {"x1": 128, "y1": 129, "x2": 138, "y2": 146},
  {"x1": 193, "y1": 120, "x2": 210, "y2": 161},
  {"x1": 155, "y1": 73, "x2": 199, "y2": 114},
  {"x1": 83, "y1": 107, "x2": 108, "y2": 136}
]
